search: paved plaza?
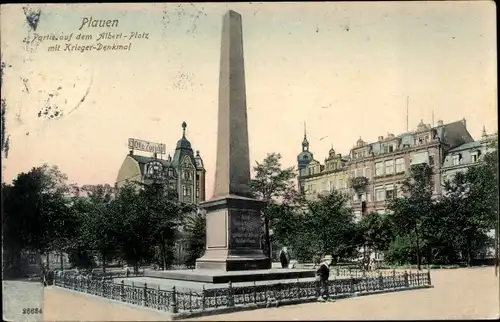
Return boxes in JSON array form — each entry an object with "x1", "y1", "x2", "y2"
[{"x1": 41, "y1": 267, "x2": 499, "y2": 321}]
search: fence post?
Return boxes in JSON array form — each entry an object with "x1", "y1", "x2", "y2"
[
  {"x1": 378, "y1": 272, "x2": 384, "y2": 290},
  {"x1": 170, "y1": 286, "x2": 178, "y2": 313},
  {"x1": 120, "y1": 280, "x2": 125, "y2": 302},
  {"x1": 349, "y1": 278, "x2": 354, "y2": 294},
  {"x1": 101, "y1": 278, "x2": 105, "y2": 297},
  {"x1": 143, "y1": 283, "x2": 147, "y2": 307},
  {"x1": 189, "y1": 290, "x2": 193, "y2": 312},
  {"x1": 156, "y1": 285, "x2": 160, "y2": 310},
  {"x1": 392, "y1": 269, "x2": 396, "y2": 278},
  {"x1": 427, "y1": 269, "x2": 431, "y2": 285},
  {"x1": 228, "y1": 281, "x2": 234, "y2": 307},
  {"x1": 296, "y1": 278, "x2": 300, "y2": 299},
  {"x1": 202, "y1": 285, "x2": 206, "y2": 311},
  {"x1": 85, "y1": 277, "x2": 89, "y2": 293},
  {"x1": 403, "y1": 271, "x2": 409, "y2": 288},
  {"x1": 253, "y1": 281, "x2": 257, "y2": 303}
]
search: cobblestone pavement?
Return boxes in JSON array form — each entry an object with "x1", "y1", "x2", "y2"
[
  {"x1": 42, "y1": 267, "x2": 499, "y2": 321},
  {"x1": 3, "y1": 280, "x2": 44, "y2": 322}
]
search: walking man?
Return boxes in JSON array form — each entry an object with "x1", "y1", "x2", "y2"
[{"x1": 316, "y1": 255, "x2": 333, "y2": 302}]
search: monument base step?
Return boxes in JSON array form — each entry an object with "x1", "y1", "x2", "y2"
[{"x1": 144, "y1": 268, "x2": 316, "y2": 284}]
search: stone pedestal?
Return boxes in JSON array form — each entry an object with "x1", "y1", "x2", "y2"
[{"x1": 196, "y1": 195, "x2": 271, "y2": 271}]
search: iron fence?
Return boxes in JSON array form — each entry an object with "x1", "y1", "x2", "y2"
[
  {"x1": 331, "y1": 267, "x2": 404, "y2": 278},
  {"x1": 54, "y1": 270, "x2": 431, "y2": 314}
]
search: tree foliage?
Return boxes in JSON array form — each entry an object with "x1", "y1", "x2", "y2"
[
  {"x1": 182, "y1": 210, "x2": 206, "y2": 268},
  {"x1": 305, "y1": 190, "x2": 358, "y2": 262},
  {"x1": 250, "y1": 152, "x2": 302, "y2": 258}
]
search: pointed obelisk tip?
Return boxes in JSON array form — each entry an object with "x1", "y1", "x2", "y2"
[{"x1": 226, "y1": 10, "x2": 242, "y2": 18}]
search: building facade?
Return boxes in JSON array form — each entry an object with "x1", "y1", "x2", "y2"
[
  {"x1": 116, "y1": 122, "x2": 206, "y2": 204},
  {"x1": 298, "y1": 118, "x2": 475, "y2": 219},
  {"x1": 301, "y1": 147, "x2": 349, "y2": 200},
  {"x1": 441, "y1": 127, "x2": 497, "y2": 190}
]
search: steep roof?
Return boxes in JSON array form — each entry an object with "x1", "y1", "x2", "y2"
[{"x1": 447, "y1": 141, "x2": 483, "y2": 153}]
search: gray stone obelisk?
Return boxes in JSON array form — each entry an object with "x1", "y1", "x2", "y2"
[{"x1": 196, "y1": 10, "x2": 270, "y2": 271}]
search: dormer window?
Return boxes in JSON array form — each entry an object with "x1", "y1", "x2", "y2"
[{"x1": 388, "y1": 145, "x2": 394, "y2": 153}]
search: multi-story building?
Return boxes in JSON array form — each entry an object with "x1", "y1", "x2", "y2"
[
  {"x1": 298, "y1": 118, "x2": 475, "y2": 219},
  {"x1": 116, "y1": 122, "x2": 206, "y2": 204},
  {"x1": 301, "y1": 147, "x2": 349, "y2": 200},
  {"x1": 441, "y1": 126, "x2": 497, "y2": 190}
]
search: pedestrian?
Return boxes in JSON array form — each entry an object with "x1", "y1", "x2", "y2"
[
  {"x1": 315, "y1": 255, "x2": 333, "y2": 302},
  {"x1": 279, "y1": 247, "x2": 290, "y2": 269}
]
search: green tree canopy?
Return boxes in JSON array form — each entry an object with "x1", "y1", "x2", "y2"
[
  {"x1": 305, "y1": 189, "x2": 358, "y2": 262},
  {"x1": 250, "y1": 152, "x2": 304, "y2": 258}
]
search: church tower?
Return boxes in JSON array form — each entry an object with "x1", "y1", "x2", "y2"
[{"x1": 296, "y1": 122, "x2": 313, "y2": 194}]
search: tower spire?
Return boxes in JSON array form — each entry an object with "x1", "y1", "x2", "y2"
[
  {"x1": 182, "y1": 121, "x2": 187, "y2": 138},
  {"x1": 301, "y1": 121, "x2": 309, "y2": 152}
]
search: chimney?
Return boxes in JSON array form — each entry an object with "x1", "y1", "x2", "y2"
[
  {"x1": 437, "y1": 120, "x2": 443, "y2": 127},
  {"x1": 461, "y1": 118, "x2": 467, "y2": 129},
  {"x1": 378, "y1": 136, "x2": 384, "y2": 142}
]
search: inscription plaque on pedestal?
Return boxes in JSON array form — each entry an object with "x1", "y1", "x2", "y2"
[{"x1": 230, "y1": 209, "x2": 261, "y2": 249}]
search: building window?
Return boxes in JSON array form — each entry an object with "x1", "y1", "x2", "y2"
[
  {"x1": 183, "y1": 186, "x2": 191, "y2": 196},
  {"x1": 355, "y1": 169, "x2": 363, "y2": 177},
  {"x1": 388, "y1": 145, "x2": 394, "y2": 153},
  {"x1": 196, "y1": 187, "x2": 200, "y2": 198},
  {"x1": 386, "y1": 187, "x2": 395, "y2": 200},
  {"x1": 395, "y1": 158, "x2": 405, "y2": 173},
  {"x1": 471, "y1": 153, "x2": 479, "y2": 163},
  {"x1": 451, "y1": 155, "x2": 460, "y2": 166},
  {"x1": 375, "y1": 162, "x2": 384, "y2": 176},
  {"x1": 365, "y1": 168, "x2": 371, "y2": 178},
  {"x1": 366, "y1": 192, "x2": 372, "y2": 202},
  {"x1": 397, "y1": 186, "x2": 404, "y2": 197},
  {"x1": 339, "y1": 179, "x2": 344, "y2": 189},
  {"x1": 429, "y1": 155, "x2": 435, "y2": 166},
  {"x1": 375, "y1": 188, "x2": 385, "y2": 201},
  {"x1": 385, "y1": 160, "x2": 394, "y2": 175}
]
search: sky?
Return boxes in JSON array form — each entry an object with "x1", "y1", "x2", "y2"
[{"x1": 1, "y1": 2, "x2": 497, "y2": 199}]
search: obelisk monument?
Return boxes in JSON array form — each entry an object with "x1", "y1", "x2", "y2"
[{"x1": 196, "y1": 10, "x2": 270, "y2": 271}]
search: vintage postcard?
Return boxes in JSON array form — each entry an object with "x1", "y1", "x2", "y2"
[{"x1": 1, "y1": 2, "x2": 498, "y2": 321}]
